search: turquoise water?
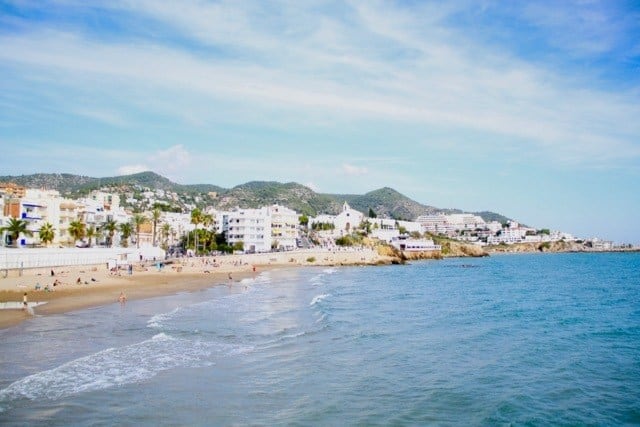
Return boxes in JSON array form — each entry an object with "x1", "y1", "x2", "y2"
[{"x1": 0, "y1": 252, "x2": 639, "y2": 425}]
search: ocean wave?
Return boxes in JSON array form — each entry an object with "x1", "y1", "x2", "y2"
[
  {"x1": 310, "y1": 293, "x2": 331, "y2": 306},
  {"x1": 0, "y1": 333, "x2": 240, "y2": 409},
  {"x1": 147, "y1": 307, "x2": 183, "y2": 329}
]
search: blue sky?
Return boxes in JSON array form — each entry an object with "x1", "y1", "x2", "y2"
[{"x1": 1, "y1": 0, "x2": 639, "y2": 243}]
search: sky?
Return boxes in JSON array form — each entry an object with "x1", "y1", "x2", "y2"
[{"x1": 1, "y1": 0, "x2": 639, "y2": 244}]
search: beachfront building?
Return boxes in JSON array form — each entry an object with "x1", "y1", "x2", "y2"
[
  {"x1": 311, "y1": 202, "x2": 364, "y2": 239},
  {"x1": 390, "y1": 235, "x2": 441, "y2": 252},
  {"x1": 416, "y1": 214, "x2": 453, "y2": 235},
  {"x1": 160, "y1": 212, "x2": 193, "y2": 248},
  {"x1": 2, "y1": 189, "x2": 66, "y2": 247},
  {"x1": 416, "y1": 213, "x2": 486, "y2": 236},
  {"x1": 268, "y1": 204, "x2": 299, "y2": 251},
  {"x1": 87, "y1": 190, "x2": 120, "y2": 212},
  {"x1": 221, "y1": 207, "x2": 272, "y2": 253},
  {"x1": 366, "y1": 217, "x2": 422, "y2": 243}
]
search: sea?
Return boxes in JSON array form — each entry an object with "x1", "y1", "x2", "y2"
[{"x1": 0, "y1": 252, "x2": 638, "y2": 426}]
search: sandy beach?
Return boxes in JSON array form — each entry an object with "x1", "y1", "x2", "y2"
[{"x1": 0, "y1": 248, "x2": 393, "y2": 329}]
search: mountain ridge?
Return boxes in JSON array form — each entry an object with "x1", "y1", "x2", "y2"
[{"x1": 0, "y1": 171, "x2": 512, "y2": 223}]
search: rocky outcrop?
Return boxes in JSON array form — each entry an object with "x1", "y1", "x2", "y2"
[
  {"x1": 486, "y1": 241, "x2": 599, "y2": 253},
  {"x1": 438, "y1": 240, "x2": 489, "y2": 258}
]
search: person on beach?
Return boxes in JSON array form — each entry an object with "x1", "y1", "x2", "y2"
[
  {"x1": 118, "y1": 292, "x2": 127, "y2": 304},
  {"x1": 22, "y1": 293, "x2": 28, "y2": 311}
]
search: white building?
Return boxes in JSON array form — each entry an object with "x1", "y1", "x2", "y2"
[
  {"x1": 268, "y1": 204, "x2": 299, "y2": 251},
  {"x1": 391, "y1": 236, "x2": 441, "y2": 252},
  {"x1": 366, "y1": 217, "x2": 422, "y2": 242},
  {"x1": 311, "y1": 202, "x2": 364, "y2": 238},
  {"x1": 222, "y1": 207, "x2": 272, "y2": 253},
  {"x1": 417, "y1": 213, "x2": 491, "y2": 237}
]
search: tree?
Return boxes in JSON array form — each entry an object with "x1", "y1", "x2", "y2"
[
  {"x1": 68, "y1": 220, "x2": 86, "y2": 246},
  {"x1": 161, "y1": 223, "x2": 171, "y2": 249},
  {"x1": 86, "y1": 225, "x2": 97, "y2": 248},
  {"x1": 104, "y1": 219, "x2": 117, "y2": 248},
  {"x1": 152, "y1": 208, "x2": 161, "y2": 246},
  {"x1": 1, "y1": 218, "x2": 32, "y2": 247},
  {"x1": 299, "y1": 215, "x2": 309, "y2": 227},
  {"x1": 200, "y1": 213, "x2": 214, "y2": 253},
  {"x1": 368, "y1": 208, "x2": 377, "y2": 218},
  {"x1": 39, "y1": 222, "x2": 55, "y2": 247},
  {"x1": 232, "y1": 241, "x2": 244, "y2": 252},
  {"x1": 119, "y1": 222, "x2": 132, "y2": 248},
  {"x1": 190, "y1": 208, "x2": 203, "y2": 255},
  {"x1": 132, "y1": 214, "x2": 146, "y2": 248}
]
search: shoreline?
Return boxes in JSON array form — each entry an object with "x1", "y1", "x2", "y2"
[{"x1": 0, "y1": 248, "x2": 395, "y2": 329}]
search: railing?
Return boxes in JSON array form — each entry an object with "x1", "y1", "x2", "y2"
[{"x1": 0, "y1": 247, "x2": 139, "y2": 270}]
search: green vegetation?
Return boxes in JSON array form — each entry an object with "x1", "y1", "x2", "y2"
[
  {"x1": 335, "y1": 233, "x2": 364, "y2": 247},
  {"x1": 0, "y1": 218, "x2": 32, "y2": 247},
  {"x1": 119, "y1": 222, "x2": 132, "y2": 248},
  {"x1": 104, "y1": 219, "x2": 117, "y2": 248},
  {"x1": 38, "y1": 222, "x2": 55, "y2": 246},
  {"x1": 306, "y1": 257, "x2": 316, "y2": 263},
  {"x1": 312, "y1": 222, "x2": 335, "y2": 231},
  {"x1": 68, "y1": 220, "x2": 86, "y2": 245},
  {"x1": 0, "y1": 172, "x2": 516, "y2": 228}
]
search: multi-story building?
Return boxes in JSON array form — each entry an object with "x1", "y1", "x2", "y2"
[
  {"x1": 222, "y1": 207, "x2": 272, "y2": 253},
  {"x1": 268, "y1": 204, "x2": 299, "y2": 251}
]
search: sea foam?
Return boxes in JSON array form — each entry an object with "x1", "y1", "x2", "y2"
[
  {"x1": 0, "y1": 333, "x2": 217, "y2": 407},
  {"x1": 310, "y1": 294, "x2": 331, "y2": 306}
]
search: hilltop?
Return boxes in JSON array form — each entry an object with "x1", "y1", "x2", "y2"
[{"x1": 0, "y1": 171, "x2": 512, "y2": 222}]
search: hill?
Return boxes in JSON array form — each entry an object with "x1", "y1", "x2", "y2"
[
  {"x1": 0, "y1": 171, "x2": 512, "y2": 223},
  {"x1": 217, "y1": 181, "x2": 340, "y2": 216}
]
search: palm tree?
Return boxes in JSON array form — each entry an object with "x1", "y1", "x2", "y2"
[
  {"x1": 86, "y1": 225, "x2": 97, "y2": 248},
  {"x1": 94, "y1": 226, "x2": 104, "y2": 247},
  {"x1": 68, "y1": 220, "x2": 86, "y2": 246},
  {"x1": 190, "y1": 208, "x2": 203, "y2": 255},
  {"x1": 104, "y1": 219, "x2": 117, "y2": 248},
  {"x1": 38, "y1": 222, "x2": 55, "y2": 247},
  {"x1": 161, "y1": 223, "x2": 171, "y2": 249},
  {"x1": 152, "y1": 208, "x2": 161, "y2": 247},
  {"x1": 1, "y1": 218, "x2": 32, "y2": 247},
  {"x1": 119, "y1": 222, "x2": 132, "y2": 248},
  {"x1": 201, "y1": 213, "x2": 214, "y2": 252},
  {"x1": 132, "y1": 214, "x2": 146, "y2": 249}
]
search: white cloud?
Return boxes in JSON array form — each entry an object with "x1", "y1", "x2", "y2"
[
  {"x1": 342, "y1": 163, "x2": 368, "y2": 176},
  {"x1": 117, "y1": 164, "x2": 149, "y2": 175},
  {"x1": 150, "y1": 144, "x2": 191, "y2": 175},
  {"x1": 73, "y1": 108, "x2": 127, "y2": 127},
  {"x1": 114, "y1": 145, "x2": 192, "y2": 181},
  {"x1": 0, "y1": 1, "x2": 638, "y2": 171}
]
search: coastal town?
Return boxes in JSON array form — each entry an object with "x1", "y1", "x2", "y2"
[{"x1": 0, "y1": 180, "x2": 626, "y2": 265}]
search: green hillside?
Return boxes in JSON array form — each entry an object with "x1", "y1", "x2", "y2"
[{"x1": 0, "y1": 171, "x2": 512, "y2": 223}]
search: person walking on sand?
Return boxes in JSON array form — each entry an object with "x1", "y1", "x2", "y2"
[
  {"x1": 118, "y1": 291, "x2": 127, "y2": 304},
  {"x1": 23, "y1": 292, "x2": 28, "y2": 311}
]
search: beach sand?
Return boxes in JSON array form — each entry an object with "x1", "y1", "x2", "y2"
[{"x1": 0, "y1": 248, "x2": 393, "y2": 329}]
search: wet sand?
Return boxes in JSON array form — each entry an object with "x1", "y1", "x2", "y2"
[{"x1": 0, "y1": 248, "x2": 393, "y2": 329}]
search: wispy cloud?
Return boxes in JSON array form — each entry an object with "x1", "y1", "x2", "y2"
[
  {"x1": 117, "y1": 164, "x2": 148, "y2": 176},
  {"x1": 342, "y1": 163, "x2": 368, "y2": 176},
  {"x1": 0, "y1": 0, "x2": 638, "y2": 174}
]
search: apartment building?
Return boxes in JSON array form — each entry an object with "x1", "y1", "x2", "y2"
[{"x1": 222, "y1": 207, "x2": 272, "y2": 253}]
